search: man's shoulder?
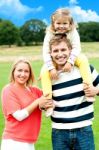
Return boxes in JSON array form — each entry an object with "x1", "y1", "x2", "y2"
[{"x1": 74, "y1": 65, "x2": 95, "y2": 74}]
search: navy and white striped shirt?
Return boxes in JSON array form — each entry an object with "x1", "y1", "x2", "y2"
[{"x1": 51, "y1": 66, "x2": 99, "y2": 129}]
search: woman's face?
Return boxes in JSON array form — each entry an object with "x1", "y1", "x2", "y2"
[{"x1": 14, "y1": 62, "x2": 30, "y2": 86}]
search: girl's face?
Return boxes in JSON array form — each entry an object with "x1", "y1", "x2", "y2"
[
  {"x1": 14, "y1": 62, "x2": 30, "y2": 86},
  {"x1": 53, "y1": 17, "x2": 70, "y2": 33}
]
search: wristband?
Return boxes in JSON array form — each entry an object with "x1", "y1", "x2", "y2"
[{"x1": 39, "y1": 107, "x2": 46, "y2": 111}]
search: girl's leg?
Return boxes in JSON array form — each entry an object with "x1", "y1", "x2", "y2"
[
  {"x1": 75, "y1": 53, "x2": 95, "y2": 102},
  {"x1": 40, "y1": 65, "x2": 53, "y2": 117},
  {"x1": 40, "y1": 65, "x2": 52, "y2": 99}
]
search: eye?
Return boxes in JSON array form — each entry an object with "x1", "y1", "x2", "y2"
[
  {"x1": 63, "y1": 23, "x2": 67, "y2": 25},
  {"x1": 61, "y1": 48, "x2": 66, "y2": 52},
  {"x1": 24, "y1": 70, "x2": 29, "y2": 73},
  {"x1": 17, "y1": 69, "x2": 22, "y2": 72},
  {"x1": 53, "y1": 49, "x2": 58, "y2": 53},
  {"x1": 56, "y1": 22, "x2": 60, "y2": 25}
]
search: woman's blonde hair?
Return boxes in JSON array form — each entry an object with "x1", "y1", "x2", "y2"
[
  {"x1": 10, "y1": 57, "x2": 35, "y2": 86},
  {"x1": 49, "y1": 8, "x2": 77, "y2": 32}
]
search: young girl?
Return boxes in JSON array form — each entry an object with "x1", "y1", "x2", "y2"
[
  {"x1": 41, "y1": 8, "x2": 95, "y2": 117},
  {"x1": 1, "y1": 57, "x2": 52, "y2": 150}
]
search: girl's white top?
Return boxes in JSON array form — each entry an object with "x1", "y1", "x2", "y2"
[{"x1": 43, "y1": 28, "x2": 81, "y2": 70}]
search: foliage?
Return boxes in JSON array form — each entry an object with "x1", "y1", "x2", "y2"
[
  {"x1": 0, "y1": 20, "x2": 19, "y2": 47},
  {"x1": 78, "y1": 22, "x2": 99, "y2": 42},
  {"x1": 20, "y1": 19, "x2": 47, "y2": 46},
  {"x1": 0, "y1": 18, "x2": 99, "y2": 47}
]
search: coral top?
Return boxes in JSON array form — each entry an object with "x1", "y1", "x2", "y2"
[{"x1": 1, "y1": 83, "x2": 43, "y2": 143}]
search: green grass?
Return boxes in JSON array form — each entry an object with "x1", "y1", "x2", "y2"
[
  {"x1": 0, "y1": 42, "x2": 99, "y2": 57},
  {"x1": 81, "y1": 42, "x2": 99, "y2": 52},
  {"x1": 0, "y1": 45, "x2": 42, "y2": 56},
  {"x1": 0, "y1": 44, "x2": 99, "y2": 149}
]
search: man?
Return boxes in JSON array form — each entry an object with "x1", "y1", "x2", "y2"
[{"x1": 49, "y1": 34, "x2": 99, "y2": 150}]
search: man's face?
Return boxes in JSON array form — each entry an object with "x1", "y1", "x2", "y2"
[{"x1": 50, "y1": 41, "x2": 71, "y2": 69}]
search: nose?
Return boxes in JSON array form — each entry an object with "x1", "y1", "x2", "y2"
[
  {"x1": 21, "y1": 71, "x2": 25, "y2": 76},
  {"x1": 60, "y1": 24, "x2": 64, "y2": 28},
  {"x1": 58, "y1": 50, "x2": 63, "y2": 56}
]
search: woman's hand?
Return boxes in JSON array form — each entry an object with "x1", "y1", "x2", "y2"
[{"x1": 39, "y1": 95, "x2": 53, "y2": 110}]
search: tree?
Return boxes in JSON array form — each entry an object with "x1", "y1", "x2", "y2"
[
  {"x1": 78, "y1": 22, "x2": 99, "y2": 42},
  {"x1": 0, "y1": 20, "x2": 19, "y2": 47},
  {"x1": 0, "y1": 18, "x2": 2, "y2": 22},
  {"x1": 20, "y1": 19, "x2": 47, "y2": 45}
]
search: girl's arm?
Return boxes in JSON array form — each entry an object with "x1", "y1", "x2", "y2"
[
  {"x1": 67, "y1": 28, "x2": 81, "y2": 65},
  {"x1": 43, "y1": 30, "x2": 55, "y2": 70}
]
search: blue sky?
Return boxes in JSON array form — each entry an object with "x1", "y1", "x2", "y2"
[{"x1": 0, "y1": 0, "x2": 99, "y2": 26}]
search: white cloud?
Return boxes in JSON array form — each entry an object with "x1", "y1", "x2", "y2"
[
  {"x1": 68, "y1": 6, "x2": 99, "y2": 22},
  {"x1": 67, "y1": 0, "x2": 99, "y2": 22},
  {"x1": 69, "y1": 0, "x2": 78, "y2": 5},
  {"x1": 0, "y1": 0, "x2": 43, "y2": 20},
  {"x1": 42, "y1": 19, "x2": 49, "y2": 25}
]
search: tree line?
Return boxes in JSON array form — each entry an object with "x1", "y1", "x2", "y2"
[{"x1": 0, "y1": 18, "x2": 99, "y2": 47}]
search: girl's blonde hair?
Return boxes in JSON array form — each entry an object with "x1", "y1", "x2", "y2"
[
  {"x1": 10, "y1": 57, "x2": 35, "y2": 86},
  {"x1": 49, "y1": 8, "x2": 77, "y2": 32}
]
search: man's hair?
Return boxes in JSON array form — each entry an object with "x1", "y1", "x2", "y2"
[{"x1": 49, "y1": 34, "x2": 72, "y2": 51}]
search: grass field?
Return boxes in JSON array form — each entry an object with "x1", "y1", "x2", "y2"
[{"x1": 0, "y1": 43, "x2": 99, "y2": 149}]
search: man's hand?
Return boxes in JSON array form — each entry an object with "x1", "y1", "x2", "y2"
[
  {"x1": 83, "y1": 83, "x2": 99, "y2": 97},
  {"x1": 49, "y1": 68, "x2": 58, "y2": 80},
  {"x1": 62, "y1": 62, "x2": 73, "y2": 72}
]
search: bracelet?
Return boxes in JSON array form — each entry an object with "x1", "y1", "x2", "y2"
[{"x1": 39, "y1": 107, "x2": 46, "y2": 111}]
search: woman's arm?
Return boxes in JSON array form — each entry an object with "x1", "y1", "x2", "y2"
[{"x1": 12, "y1": 96, "x2": 53, "y2": 121}]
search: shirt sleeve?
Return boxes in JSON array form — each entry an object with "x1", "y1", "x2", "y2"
[
  {"x1": 12, "y1": 109, "x2": 29, "y2": 121},
  {"x1": 29, "y1": 86, "x2": 43, "y2": 98},
  {"x1": 1, "y1": 86, "x2": 21, "y2": 116},
  {"x1": 91, "y1": 65, "x2": 99, "y2": 87},
  {"x1": 67, "y1": 28, "x2": 81, "y2": 65},
  {"x1": 42, "y1": 30, "x2": 55, "y2": 70}
]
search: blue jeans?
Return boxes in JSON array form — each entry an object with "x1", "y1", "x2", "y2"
[{"x1": 52, "y1": 125, "x2": 95, "y2": 150}]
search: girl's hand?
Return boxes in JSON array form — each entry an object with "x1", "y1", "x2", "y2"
[
  {"x1": 49, "y1": 68, "x2": 58, "y2": 80},
  {"x1": 62, "y1": 62, "x2": 73, "y2": 72}
]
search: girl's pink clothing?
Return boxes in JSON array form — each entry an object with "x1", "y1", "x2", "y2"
[{"x1": 1, "y1": 83, "x2": 43, "y2": 143}]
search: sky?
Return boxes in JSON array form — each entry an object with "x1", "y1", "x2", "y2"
[{"x1": 0, "y1": 0, "x2": 99, "y2": 26}]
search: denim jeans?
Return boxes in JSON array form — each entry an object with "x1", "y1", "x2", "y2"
[{"x1": 52, "y1": 125, "x2": 95, "y2": 150}]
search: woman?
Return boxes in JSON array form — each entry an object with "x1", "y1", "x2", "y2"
[{"x1": 1, "y1": 57, "x2": 52, "y2": 150}]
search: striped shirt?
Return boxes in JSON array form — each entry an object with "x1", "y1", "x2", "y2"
[{"x1": 51, "y1": 65, "x2": 99, "y2": 129}]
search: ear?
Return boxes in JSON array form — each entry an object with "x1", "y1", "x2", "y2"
[{"x1": 49, "y1": 51, "x2": 52, "y2": 56}]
